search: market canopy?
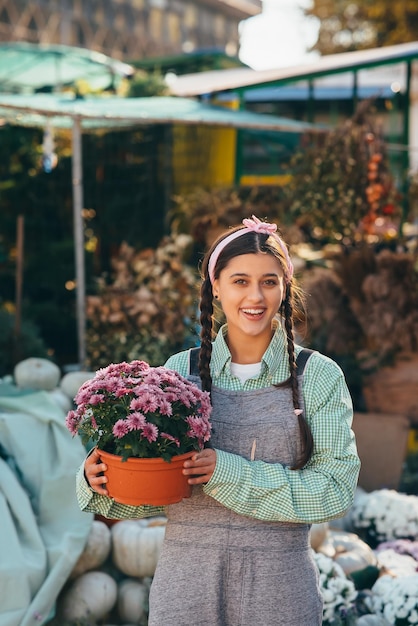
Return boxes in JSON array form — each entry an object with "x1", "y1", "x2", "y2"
[
  {"x1": 0, "y1": 93, "x2": 318, "y2": 132},
  {"x1": 168, "y1": 41, "x2": 418, "y2": 97},
  {"x1": 0, "y1": 42, "x2": 134, "y2": 93}
]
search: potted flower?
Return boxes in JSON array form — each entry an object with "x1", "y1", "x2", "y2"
[
  {"x1": 66, "y1": 360, "x2": 212, "y2": 505},
  {"x1": 312, "y1": 552, "x2": 358, "y2": 625},
  {"x1": 350, "y1": 489, "x2": 418, "y2": 548},
  {"x1": 370, "y1": 574, "x2": 418, "y2": 625}
]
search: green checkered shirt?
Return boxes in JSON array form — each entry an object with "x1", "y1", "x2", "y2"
[{"x1": 76, "y1": 324, "x2": 360, "y2": 523}]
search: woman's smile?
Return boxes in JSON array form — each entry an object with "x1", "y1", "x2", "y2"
[{"x1": 240, "y1": 307, "x2": 266, "y2": 320}]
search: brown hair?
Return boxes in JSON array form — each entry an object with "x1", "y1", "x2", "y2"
[{"x1": 198, "y1": 226, "x2": 313, "y2": 469}]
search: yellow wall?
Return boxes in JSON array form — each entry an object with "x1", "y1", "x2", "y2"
[{"x1": 172, "y1": 124, "x2": 236, "y2": 194}]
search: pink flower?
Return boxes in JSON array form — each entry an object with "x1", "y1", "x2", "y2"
[
  {"x1": 65, "y1": 410, "x2": 80, "y2": 435},
  {"x1": 143, "y1": 370, "x2": 164, "y2": 385},
  {"x1": 186, "y1": 415, "x2": 212, "y2": 442},
  {"x1": 158, "y1": 399, "x2": 172, "y2": 416},
  {"x1": 141, "y1": 423, "x2": 158, "y2": 443},
  {"x1": 162, "y1": 386, "x2": 182, "y2": 402},
  {"x1": 115, "y1": 387, "x2": 132, "y2": 398},
  {"x1": 113, "y1": 419, "x2": 130, "y2": 438},
  {"x1": 161, "y1": 432, "x2": 180, "y2": 447},
  {"x1": 88, "y1": 393, "x2": 105, "y2": 405},
  {"x1": 127, "y1": 412, "x2": 146, "y2": 431},
  {"x1": 130, "y1": 391, "x2": 159, "y2": 413}
]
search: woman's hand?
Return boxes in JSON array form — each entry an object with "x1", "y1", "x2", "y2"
[
  {"x1": 84, "y1": 448, "x2": 109, "y2": 496},
  {"x1": 183, "y1": 449, "x2": 217, "y2": 485}
]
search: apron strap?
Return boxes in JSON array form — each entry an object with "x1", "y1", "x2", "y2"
[
  {"x1": 189, "y1": 346, "x2": 200, "y2": 377},
  {"x1": 295, "y1": 348, "x2": 314, "y2": 376}
]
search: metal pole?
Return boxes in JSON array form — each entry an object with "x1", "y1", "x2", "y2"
[
  {"x1": 71, "y1": 116, "x2": 86, "y2": 367},
  {"x1": 14, "y1": 214, "x2": 24, "y2": 339}
]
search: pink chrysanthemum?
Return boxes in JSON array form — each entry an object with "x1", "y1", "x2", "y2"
[
  {"x1": 141, "y1": 422, "x2": 158, "y2": 443},
  {"x1": 127, "y1": 412, "x2": 146, "y2": 431},
  {"x1": 130, "y1": 391, "x2": 159, "y2": 413},
  {"x1": 65, "y1": 360, "x2": 212, "y2": 462},
  {"x1": 113, "y1": 419, "x2": 130, "y2": 438},
  {"x1": 161, "y1": 432, "x2": 181, "y2": 447},
  {"x1": 65, "y1": 410, "x2": 80, "y2": 435}
]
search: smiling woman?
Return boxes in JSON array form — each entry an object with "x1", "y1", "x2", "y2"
[{"x1": 76, "y1": 215, "x2": 360, "y2": 626}]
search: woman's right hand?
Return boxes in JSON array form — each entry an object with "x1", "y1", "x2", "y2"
[{"x1": 84, "y1": 448, "x2": 109, "y2": 496}]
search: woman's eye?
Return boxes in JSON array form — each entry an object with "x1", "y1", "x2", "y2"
[{"x1": 264, "y1": 280, "x2": 277, "y2": 286}]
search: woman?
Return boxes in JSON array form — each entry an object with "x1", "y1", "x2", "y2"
[{"x1": 77, "y1": 215, "x2": 360, "y2": 625}]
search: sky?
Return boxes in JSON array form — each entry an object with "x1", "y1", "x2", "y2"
[{"x1": 238, "y1": 0, "x2": 320, "y2": 70}]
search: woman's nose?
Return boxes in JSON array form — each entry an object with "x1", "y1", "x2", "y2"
[{"x1": 248, "y1": 284, "x2": 263, "y2": 301}]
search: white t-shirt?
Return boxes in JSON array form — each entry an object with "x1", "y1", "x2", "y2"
[{"x1": 230, "y1": 361, "x2": 262, "y2": 384}]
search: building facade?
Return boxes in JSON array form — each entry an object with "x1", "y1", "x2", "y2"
[{"x1": 0, "y1": 0, "x2": 261, "y2": 60}]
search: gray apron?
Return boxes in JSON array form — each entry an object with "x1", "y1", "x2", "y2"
[{"x1": 149, "y1": 355, "x2": 323, "y2": 625}]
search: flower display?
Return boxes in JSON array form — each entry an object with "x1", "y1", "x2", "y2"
[
  {"x1": 375, "y1": 549, "x2": 418, "y2": 578},
  {"x1": 312, "y1": 551, "x2": 357, "y2": 625},
  {"x1": 377, "y1": 540, "x2": 418, "y2": 563},
  {"x1": 370, "y1": 574, "x2": 418, "y2": 625},
  {"x1": 66, "y1": 360, "x2": 212, "y2": 462},
  {"x1": 350, "y1": 489, "x2": 418, "y2": 548}
]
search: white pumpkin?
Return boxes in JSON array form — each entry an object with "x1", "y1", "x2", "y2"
[
  {"x1": 71, "y1": 520, "x2": 112, "y2": 578},
  {"x1": 321, "y1": 530, "x2": 377, "y2": 575},
  {"x1": 14, "y1": 357, "x2": 61, "y2": 391},
  {"x1": 60, "y1": 370, "x2": 95, "y2": 400},
  {"x1": 112, "y1": 517, "x2": 166, "y2": 578},
  {"x1": 316, "y1": 537, "x2": 336, "y2": 559},
  {"x1": 310, "y1": 522, "x2": 329, "y2": 551},
  {"x1": 117, "y1": 578, "x2": 148, "y2": 623},
  {"x1": 59, "y1": 571, "x2": 117, "y2": 621}
]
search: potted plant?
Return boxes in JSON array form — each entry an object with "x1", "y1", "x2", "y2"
[{"x1": 66, "y1": 359, "x2": 212, "y2": 505}]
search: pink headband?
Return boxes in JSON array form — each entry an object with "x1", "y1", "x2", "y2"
[{"x1": 208, "y1": 215, "x2": 294, "y2": 284}]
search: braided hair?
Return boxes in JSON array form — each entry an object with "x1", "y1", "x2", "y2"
[{"x1": 198, "y1": 226, "x2": 313, "y2": 469}]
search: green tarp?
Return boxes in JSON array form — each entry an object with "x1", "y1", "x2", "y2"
[{"x1": 0, "y1": 387, "x2": 92, "y2": 625}]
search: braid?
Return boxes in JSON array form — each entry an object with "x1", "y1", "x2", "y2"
[
  {"x1": 199, "y1": 277, "x2": 214, "y2": 393},
  {"x1": 283, "y1": 286, "x2": 313, "y2": 470}
]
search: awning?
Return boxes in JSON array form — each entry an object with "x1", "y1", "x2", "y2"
[
  {"x1": 168, "y1": 41, "x2": 418, "y2": 97},
  {"x1": 0, "y1": 42, "x2": 134, "y2": 93},
  {"x1": 0, "y1": 93, "x2": 318, "y2": 132}
]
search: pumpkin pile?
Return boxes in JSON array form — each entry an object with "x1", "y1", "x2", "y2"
[
  {"x1": 57, "y1": 517, "x2": 166, "y2": 625},
  {"x1": 50, "y1": 490, "x2": 418, "y2": 626}
]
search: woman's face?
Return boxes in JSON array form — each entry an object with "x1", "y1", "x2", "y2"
[{"x1": 212, "y1": 252, "x2": 285, "y2": 344}]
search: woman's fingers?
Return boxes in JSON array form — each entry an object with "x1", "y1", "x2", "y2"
[
  {"x1": 84, "y1": 448, "x2": 109, "y2": 495},
  {"x1": 183, "y1": 449, "x2": 216, "y2": 485}
]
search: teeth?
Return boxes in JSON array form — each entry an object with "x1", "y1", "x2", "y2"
[{"x1": 242, "y1": 309, "x2": 264, "y2": 314}]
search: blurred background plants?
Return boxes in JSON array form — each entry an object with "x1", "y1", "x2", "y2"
[
  {"x1": 1, "y1": 99, "x2": 417, "y2": 382},
  {"x1": 85, "y1": 234, "x2": 200, "y2": 370}
]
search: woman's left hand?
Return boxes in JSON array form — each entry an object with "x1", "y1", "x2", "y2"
[{"x1": 183, "y1": 449, "x2": 217, "y2": 485}]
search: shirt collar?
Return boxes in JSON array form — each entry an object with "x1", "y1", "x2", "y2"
[{"x1": 210, "y1": 321, "x2": 289, "y2": 380}]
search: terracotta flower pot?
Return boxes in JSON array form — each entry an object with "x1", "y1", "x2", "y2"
[{"x1": 98, "y1": 449, "x2": 193, "y2": 506}]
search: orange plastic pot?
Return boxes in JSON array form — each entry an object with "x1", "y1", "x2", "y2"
[{"x1": 98, "y1": 449, "x2": 193, "y2": 506}]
